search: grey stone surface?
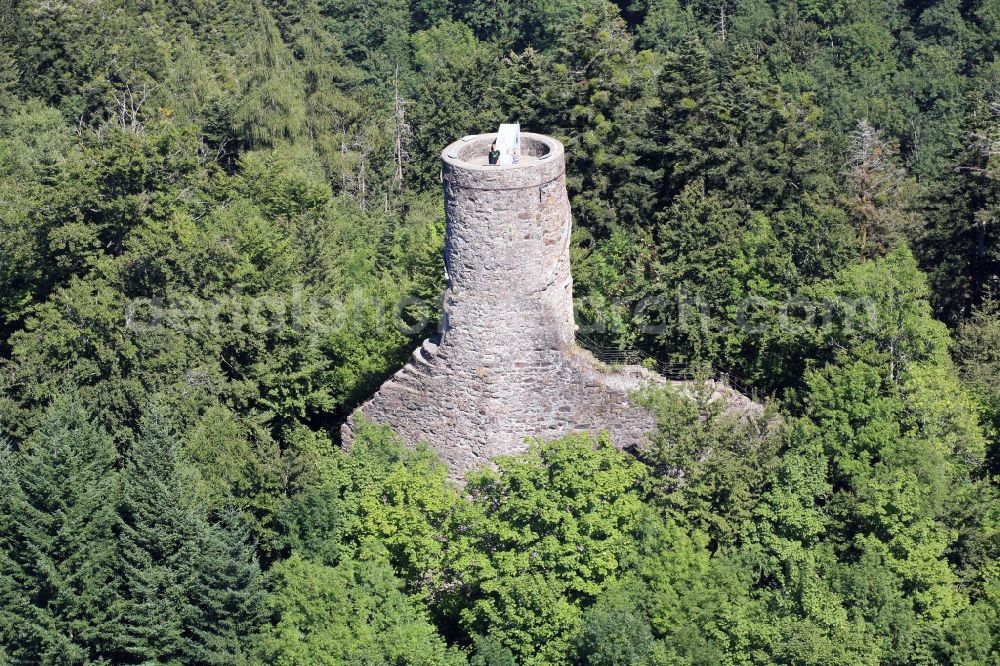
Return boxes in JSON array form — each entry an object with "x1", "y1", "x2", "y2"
[{"x1": 341, "y1": 132, "x2": 731, "y2": 478}]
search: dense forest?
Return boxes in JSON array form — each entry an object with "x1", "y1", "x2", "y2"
[{"x1": 1, "y1": 0, "x2": 999, "y2": 663}]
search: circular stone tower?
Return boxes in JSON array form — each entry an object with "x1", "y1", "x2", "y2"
[
  {"x1": 440, "y1": 133, "x2": 575, "y2": 353},
  {"x1": 343, "y1": 132, "x2": 660, "y2": 477}
]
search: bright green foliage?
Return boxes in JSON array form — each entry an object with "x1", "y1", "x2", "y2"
[
  {"x1": 633, "y1": 0, "x2": 691, "y2": 52},
  {"x1": 7, "y1": 0, "x2": 167, "y2": 119},
  {"x1": 748, "y1": 354, "x2": 992, "y2": 663},
  {"x1": 184, "y1": 404, "x2": 270, "y2": 506},
  {"x1": 720, "y1": 215, "x2": 801, "y2": 383},
  {"x1": 280, "y1": 420, "x2": 460, "y2": 589},
  {"x1": 235, "y1": 4, "x2": 307, "y2": 149},
  {"x1": 738, "y1": 250, "x2": 997, "y2": 663},
  {"x1": 0, "y1": 101, "x2": 76, "y2": 335},
  {"x1": 0, "y1": 117, "x2": 428, "y2": 461},
  {"x1": 571, "y1": 224, "x2": 656, "y2": 348},
  {"x1": 288, "y1": 3, "x2": 371, "y2": 190},
  {"x1": 954, "y1": 302, "x2": 1000, "y2": 475},
  {"x1": 408, "y1": 21, "x2": 504, "y2": 190},
  {"x1": 627, "y1": 515, "x2": 756, "y2": 665},
  {"x1": 802, "y1": 247, "x2": 954, "y2": 376},
  {"x1": 259, "y1": 548, "x2": 464, "y2": 665},
  {"x1": 443, "y1": 434, "x2": 646, "y2": 664},
  {"x1": 636, "y1": 383, "x2": 783, "y2": 548}
]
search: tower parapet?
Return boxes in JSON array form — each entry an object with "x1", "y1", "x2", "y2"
[{"x1": 342, "y1": 132, "x2": 661, "y2": 477}]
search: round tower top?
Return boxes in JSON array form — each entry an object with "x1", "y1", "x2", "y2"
[{"x1": 441, "y1": 132, "x2": 564, "y2": 190}]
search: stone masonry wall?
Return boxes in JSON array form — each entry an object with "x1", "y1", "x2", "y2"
[{"x1": 341, "y1": 133, "x2": 664, "y2": 478}]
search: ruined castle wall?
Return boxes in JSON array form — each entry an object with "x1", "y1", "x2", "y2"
[{"x1": 345, "y1": 339, "x2": 662, "y2": 477}]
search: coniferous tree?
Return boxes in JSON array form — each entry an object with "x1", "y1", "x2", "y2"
[
  {"x1": 290, "y1": 1, "x2": 369, "y2": 190},
  {"x1": 0, "y1": 396, "x2": 118, "y2": 663},
  {"x1": 409, "y1": 21, "x2": 504, "y2": 190},
  {"x1": 0, "y1": 442, "x2": 36, "y2": 658},
  {"x1": 109, "y1": 406, "x2": 264, "y2": 664},
  {"x1": 186, "y1": 511, "x2": 267, "y2": 665},
  {"x1": 919, "y1": 89, "x2": 1000, "y2": 322},
  {"x1": 647, "y1": 32, "x2": 721, "y2": 202},
  {"x1": 234, "y1": 2, "x2": 307, "y2": 149},
  {"x1": 110, "y1": 406, "x2": 209, "y2": 661},
  {"x1": 0, "y1": 3, "x2": 999, "y2": 663},
  {"x1": 0, "y1": 45, "x2": 18, "y2": 111},
  {"x1": 501, "y1": 4, "x2": 655, "y2": 233},
  {"x1": 318, "y1": 0, "x2": 412, "y2": 91},
  {"x1": 632, "y1": 0, "x2": 692, "y2": 52}
]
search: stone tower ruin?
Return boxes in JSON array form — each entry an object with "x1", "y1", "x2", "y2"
[{"x1": 342, "y1": 132, "x2": 661, "y2": 476}]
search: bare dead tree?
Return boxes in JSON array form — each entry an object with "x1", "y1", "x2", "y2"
[
  {"x1": 111, "y1": 80, "x2": 156, "y2": 134},
  {"x1": 354, "y1": 137, "x2": 368, "y2": 211},
  {"x1": 843, "y1": 119, "x2": 913, "y2": 256},
  {"x1": 392, "y1": 65, "x2": 412, "y2": 193},
  {"x1": 846, "y1": 120, "x2": 890, "y2": 198},
  {"x1": 716, "y1": 4, "x2": 728, "y2": 43},
  {"x1": 966, "y1": 103, "x2": 1000, "y2": 170},
  {"x1": 340, "y1": 137, "x2": 349, "y2": 192},
  {"x1": 197, "y1": 135, "x2": 229, "y2": 166}
]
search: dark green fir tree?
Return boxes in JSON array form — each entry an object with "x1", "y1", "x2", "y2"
[
  {"x1": 109, "y1": 405, "x2": 264, "y2": 664},
  {"x1": 0, "y1": 396, "x2": 118, "y2": 663}
]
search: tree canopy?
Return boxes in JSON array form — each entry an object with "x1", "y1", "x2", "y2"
[{"x1": 1, "y1": 0, "x2": 998, "y2": 663}]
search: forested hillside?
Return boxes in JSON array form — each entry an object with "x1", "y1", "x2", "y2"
[{"x1": 1, "y1": 0, "x2": 998, "y2": 663}]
